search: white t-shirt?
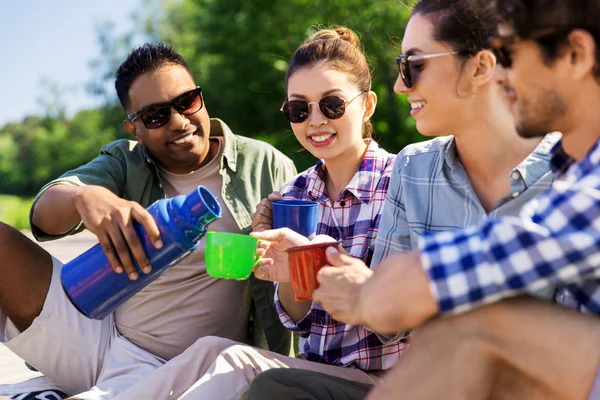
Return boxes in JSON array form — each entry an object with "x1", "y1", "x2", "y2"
[{"x1": 114, "y1": 138, "x2": 252, "y2": 361}]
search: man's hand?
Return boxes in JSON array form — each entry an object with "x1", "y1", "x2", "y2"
[
  {"x1": 73, "y1": 185, "x2": 162, "y2": 280},
  {"x1": 313, "y1": 248, "x2": 440, "y2": 334},
  {"x1": 312, "y1": 247, "x2": 373, "y2": 325},
  {"x1": 250, "y1": 191, "x2": 282, "y2": 232},
  {"x1": 250, "y1": 227, "x2": 310, "y2": 282},
  {"x1": 358, "y1": 251, "x2": 440, "y2": 334}
]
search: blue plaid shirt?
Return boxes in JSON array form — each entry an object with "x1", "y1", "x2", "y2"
[
  {"x1": 274, "y1": 140, "x2": 407, "y2": 371},
  {"x1": 420, "y1": 138, "x2": 600, "y2": 315},
  {"x1": 372, "y1": 133, "x2": 558, "y2": 266}
]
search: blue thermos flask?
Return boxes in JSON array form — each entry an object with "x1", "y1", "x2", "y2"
[{"x1": 61, "y1": 186, "x2": 222, "y2": 320}]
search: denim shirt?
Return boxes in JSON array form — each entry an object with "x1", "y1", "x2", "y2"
[
  {"x1": 29, "y1": 118, "x2": 298, "y2": 355},
  {"x1": 369, "y1": 132, "x2": 560, "y2": 344},
  {"x1": 372, "y1": 132, "x2": 560, "y2": 266}
]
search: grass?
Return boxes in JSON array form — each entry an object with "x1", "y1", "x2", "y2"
[{"x1": 0, "y1": 194, "x2": 34, "y2": 230}]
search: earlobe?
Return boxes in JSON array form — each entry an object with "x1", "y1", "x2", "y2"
[
  {"x1": 123, "y1": 120, "x2": 142, "y2": 144},
  {"x1": 568, "y1": 30, "x2": 596, "y2": 80},
  {"x1": 472, "y1": 50, "x2": 496, "y2": 85},
  {"x1": 363, "y1": 91, "x2": 378, "y2": 122}
]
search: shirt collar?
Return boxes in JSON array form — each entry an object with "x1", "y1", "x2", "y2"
[
  {"x1": 305, "y1": 139, "x2": 391, "y2": 204},
  {"x1": 513, "y1": 131, "x2": 561, "y2": 187},
  {"x1": 209, "y1": 118, "x2": 237, "y2": 172},
  {"x1": 559, "y1": 137, "x2": 600, "y2": 180},
  {"x1": 549, "y1": 139, "x2": 576, "y2": 178},
  {"x1": 442, "y1": 136, "x2": 460, "y2": 173},
  {"x1": 441, "y1": 133, "x2": 560, "y2": 187}
]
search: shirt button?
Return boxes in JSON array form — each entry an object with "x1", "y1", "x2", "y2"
[
  {"x1": 511, "y1": 171, "x2": 520, "y2": 180},
  {"x1": 511, "y1": 192, "x2": 520, "y2": 198},
  {"x1": 340, "y1": 201, "x2": 346, "y2": 207}
]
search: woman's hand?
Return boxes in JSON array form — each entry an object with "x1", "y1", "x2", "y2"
[
  {"x1": 250, "y1": 191, "x2": 282, "y2": 232},
  {"x1": 250, "y1": 228, "x2": 309, "y2": 282}
]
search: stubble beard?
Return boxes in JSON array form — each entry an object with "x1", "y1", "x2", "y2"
[{"x1": 515, "y1": 88, "x2": 567, "y2": 139}]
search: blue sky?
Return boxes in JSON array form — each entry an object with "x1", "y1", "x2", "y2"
[{"x1": 0, "y1": 0, "x2": 144, "y2": 126}]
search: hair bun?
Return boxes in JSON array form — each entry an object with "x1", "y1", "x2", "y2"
[{"x1": 310, "y1": 27, "x2": 361, "y2": 49}]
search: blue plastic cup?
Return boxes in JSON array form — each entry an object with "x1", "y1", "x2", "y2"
[{"x1": 271, "y1": 200, "x2": 318, "y2": 238}]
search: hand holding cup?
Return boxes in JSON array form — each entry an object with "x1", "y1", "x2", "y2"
[
  {"x1": 250, "y1": 228, "x2": 310, "y2": 282},
  {"x1": 251, "y1": 191, "x2": 282, "y2": 232}
]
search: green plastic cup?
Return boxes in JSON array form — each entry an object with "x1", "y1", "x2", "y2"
[{"x1": 205, "y1": 232, "x2": 261, "y2": 280}]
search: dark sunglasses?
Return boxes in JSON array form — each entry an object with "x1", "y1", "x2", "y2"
[
  {"x1": 128, "y1": 86, "x2": 203, "y2": 129},
  {"x1": 488, "y1": 28, "x2": 558, "y2": 68},
  {"x1": 281, "y1": 90, "x2": 367, "y2": 123},
  {"x1": 395, "y1": 51, "x2": 457, "y2": 89}
]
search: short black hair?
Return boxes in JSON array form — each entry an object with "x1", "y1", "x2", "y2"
[
  {"x1": 115, "y1": 43, "x2": 192, "y2": 111},
  {"x1": 496, "y1": 0, "x2": 600, "y2": 75}
]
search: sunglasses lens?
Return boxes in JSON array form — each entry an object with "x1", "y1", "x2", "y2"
[
  {"x1": 174, "y1": 89, "x2": 203, "y2": 115},
  {"x1": 140, "y1": 105, "x2": 171, "y2": 129},
  {"x1": 399, "y1": 57, "x2": 413, "y2": 89},
  {"x1": 283, "y1": 101, "x2": 309, "y2": 123},
  {"x1": 319, "y1": 96, "x2": 346, "y2": 119}
]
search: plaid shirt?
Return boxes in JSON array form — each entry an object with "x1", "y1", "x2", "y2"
[
  {"x1": 274, "y1": 140, "x2": 406, "y2": 371},
  {"x1": 372, "y1": 133, "x2": 558, "y2": 267},
  {"x1": 420, "y1": 138, "x2": 600, "y2": 315}
]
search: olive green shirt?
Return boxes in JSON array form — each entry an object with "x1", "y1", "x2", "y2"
[{"x1": 30, "y1": 118, "x2": 297, "y2": 355}]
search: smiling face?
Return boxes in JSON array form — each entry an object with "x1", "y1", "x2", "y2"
[
  {"x1": 123, "y1": 64, "x2": 211, "y2": 174},
  {"x1": 496, "y1": 25, "x2": 568, "y2": 140},
  {"x1": 395, "y1": 13, "x2": 476, "y2": 136},
  {"x1": 286, "y1": 64, "x2": 375, "y2": 162}
]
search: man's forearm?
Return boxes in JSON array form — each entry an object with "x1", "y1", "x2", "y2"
[
  {"x1": 32, "y1": 184, "x2": 82, "y2": 235},
  {"x1": 359, "y1": 251, "x2": 439, "y2": 334}
]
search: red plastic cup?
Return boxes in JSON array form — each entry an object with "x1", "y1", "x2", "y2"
[{"x1": 286, "y1": 241, "x2": 341, "y2": 301}]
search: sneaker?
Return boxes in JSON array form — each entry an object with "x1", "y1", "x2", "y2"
[{"x1": 8, "y1": 390, "x2": 68, "y2": 400}]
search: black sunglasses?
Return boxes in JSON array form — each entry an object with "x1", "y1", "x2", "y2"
[
  {"x1": 281, "y1": 90, "x2": 367, "y2": 123},
  {"x1": 395, "y1": 51, "x2": 457, "y2": 89},
  {"x1": 128, "y1": 86, "x2": 203, "y2": 129},
  {"x1": 488, "y1": 28, "x2": 558, "y2": 68}
]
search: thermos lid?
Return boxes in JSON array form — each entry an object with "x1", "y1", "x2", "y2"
[{"x1": 185, "y1": 186, "x2": 222, "y2": 225}]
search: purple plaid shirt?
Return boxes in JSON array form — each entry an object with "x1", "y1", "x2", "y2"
[{"x1": 274, "y1": 140, "x2": 407, "y2": 371}]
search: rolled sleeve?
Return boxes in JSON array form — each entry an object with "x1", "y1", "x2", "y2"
[
  {"x1": 273, "y1": 283, "x2": 313, "y2": 337},
  {"x1": 29, "y1": 153, "x2": 125, "y2": 242}
]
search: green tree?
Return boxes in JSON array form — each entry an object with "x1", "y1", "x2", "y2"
[
  {"x1": 1, "y1": 0, "x2": 422, "y2": 197},
  {"x1": 150, "y1": 0, "x2": 421, "y2": 169}
]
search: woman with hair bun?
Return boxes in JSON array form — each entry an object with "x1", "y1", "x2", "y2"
[
  {"x1": 245, "y1": 0, "x2": 560, "y2": 398},
  {"x1": 115, "y1": 27, "x2": 401, "y2": 400}
]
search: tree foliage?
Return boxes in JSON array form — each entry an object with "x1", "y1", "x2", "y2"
[
  {"x1": 158, "y1": 0, "x2": 421, "y2": 166},
  {"x1": 0, "y1": 0, "x2": 421, "y2": 197}
]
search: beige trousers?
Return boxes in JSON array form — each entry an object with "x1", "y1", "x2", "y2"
[{"x1": 115, "y1": 336, "x2": 382, "y2": 400}]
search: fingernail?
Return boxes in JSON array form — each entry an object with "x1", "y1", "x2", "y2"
[
  {"x1": 326, "y1": 247, "x2": 338, "y2": 255},
  {"x1": 155, "y1": 240, "x2": 163, "y2": 249},
  {"x1": 115, "y1": 266, "x2": 123, "y2": 274},
  {"x1": 129, "y1": 272, "x2": 139, "y2": 280},
  {"x1": 143, "y1": 266, "x2": 152, "y2": 274}
]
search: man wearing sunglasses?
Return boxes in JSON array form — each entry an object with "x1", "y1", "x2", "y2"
[
  {"x1": 296, "y1": 1, "x2": 600, "y2": 399},
  {"x1": 0, "y1": 43, "x2": 296, "y2": 399}
]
